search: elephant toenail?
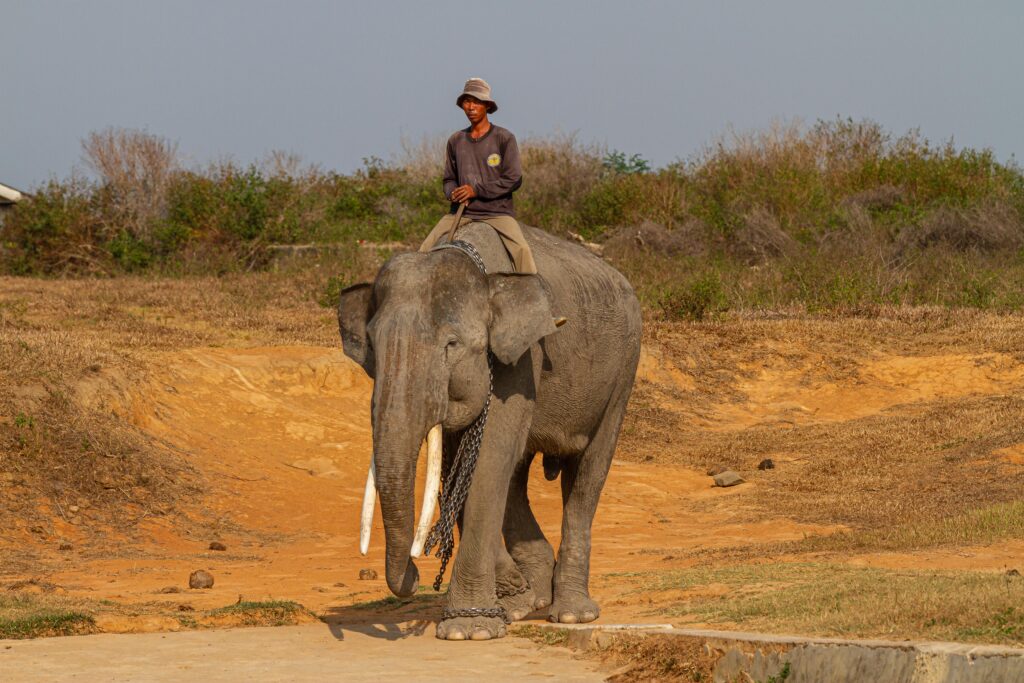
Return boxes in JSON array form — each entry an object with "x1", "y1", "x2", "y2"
[
  {"x1": 470, "y1": 629, "x2": 491, "y2": 640},
  {"x1": 560, "y1": 612, "x2": 578, "y2": 624},
  {"x1": 535, "y1": 598, "x2": 550, "y2": 609},
  {"x1": 448, "y1": 628, "x2": 466, "y2": 640},
  {"x1": 583, "y1": 611, "x2": 596, "y2": 621}
]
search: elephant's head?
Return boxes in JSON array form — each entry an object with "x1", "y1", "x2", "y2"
[{"x1": 337, "y1": 250, "x2": 556, "y2": 596}]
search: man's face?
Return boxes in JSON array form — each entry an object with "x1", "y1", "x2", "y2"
[{"x1": 461, "y1": 96, "x2": 488, "y2": 125}]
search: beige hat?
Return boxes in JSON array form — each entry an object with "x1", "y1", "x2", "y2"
[{"x1": 456, "y1": 77, "x2": 498, "y2": 113}]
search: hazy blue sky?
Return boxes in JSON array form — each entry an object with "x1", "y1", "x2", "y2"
[{"x1": 3, "y1": 1, "x2": 1022, "y2": 189}]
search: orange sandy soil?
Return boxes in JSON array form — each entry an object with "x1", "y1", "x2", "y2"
[{"x1": 5, "y1": 333, "x2": 1024, "y2": 633}]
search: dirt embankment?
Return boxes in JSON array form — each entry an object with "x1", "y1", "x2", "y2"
[{"x1": 3, "y1": 277, "x2": 1024, "y2": 641}]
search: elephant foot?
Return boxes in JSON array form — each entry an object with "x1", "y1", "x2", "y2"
[
  {"x1": 436, "y1": 613, "x2": 508, "y2": 641},
  {"x1": 548, "y1": 593, "x2": 600, "y2": 624},
  {"x1": 512, "y1": 559, "x2": 553, "y2": 611},
  {"x1": 498, "y1": 583, "x2": 537, "y2": 622}
]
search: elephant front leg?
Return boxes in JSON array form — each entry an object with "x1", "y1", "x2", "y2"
[{"x1": 436, "y1": 367, "x2": 533, "y2": 641}]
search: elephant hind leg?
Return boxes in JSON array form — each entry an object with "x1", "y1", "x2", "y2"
[
  {"x1": 503, "y1": 451, "x2": 555, "y2": 610},
  {"x1": 549, "y1": 381, "x2": 632, "y2": 625},
  {"x1": 494, "y1": 547, "x2": 535, "y2": 621}
]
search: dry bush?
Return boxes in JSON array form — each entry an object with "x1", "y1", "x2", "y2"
[
  {"x1": 81, "y1": 128, "x2": 180, "y2": 241},
  {"x1": 841, "y1": 184, "x2": 906, "y2": 211},
  {"x1": 516, "y1": 134, "x2": 605, "y2": 229},
  {"x1": 896, "y1": 201, "x2": 1024, "y2": 256},
  {"x1": 731, "y1": 206, "x2": 796, "y2": 263},
  {"x1": 603, "y1": 220, "x2": 711, "y2": 259},
  {"x1": 395, "y1": 133, "x2": 447, "y2": 184}
]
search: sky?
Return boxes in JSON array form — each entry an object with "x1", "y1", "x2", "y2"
[{"x1": 2, "y1": 1, "x2": 1023, "y2": 190}]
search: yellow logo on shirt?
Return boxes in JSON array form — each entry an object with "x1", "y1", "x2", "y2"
[{"x1": 487, "y1": 153, "x2": 501, "y2": 167}]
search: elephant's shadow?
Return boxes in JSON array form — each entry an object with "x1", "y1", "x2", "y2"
[{"x1": 321, "y1": 598, "x2": 441, "y2": 641}]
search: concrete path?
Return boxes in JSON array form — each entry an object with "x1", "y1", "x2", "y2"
[{"x1": 0, "y1": 623, "x2": 605, "y2": 682}]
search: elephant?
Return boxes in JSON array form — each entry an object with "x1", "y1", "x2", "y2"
[{"x1": 337, "y1": 222, "x2": 641, "y2": 640}]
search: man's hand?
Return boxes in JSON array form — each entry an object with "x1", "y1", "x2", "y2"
[{"x1": 450, "y1": 184, "x2": 477, "y2": 203}]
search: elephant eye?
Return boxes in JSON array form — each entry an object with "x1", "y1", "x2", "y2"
[{"x1": 444, "y1": 337, "x2": 460, "y2": 360}]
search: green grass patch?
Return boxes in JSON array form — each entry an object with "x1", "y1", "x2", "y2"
[
  {"x1": 510, "y1": 624, "x2": 570, "y2": 646},
  {"x1": 617, "y1": 562, "x2": 1024, "y2": 645},
  {"x1": 0, "y1": 611, "x2": 97, "y2": 639}
]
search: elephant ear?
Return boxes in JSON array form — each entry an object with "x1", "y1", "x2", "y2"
[
  {"x1": 487, "y1": 274, "x2": 557, "y2": 366},
  {"x1": 337, "y1": 283, "x2": 376, "y2": 378}
]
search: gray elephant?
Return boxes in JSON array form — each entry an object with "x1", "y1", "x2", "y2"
[{"x1": 337, "y1": 222, "x2": 641, "y2": 640}]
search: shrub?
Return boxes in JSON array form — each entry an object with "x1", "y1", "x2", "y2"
[{"x1": 658, "y1": 272, "x2": 728, "y2": 321}]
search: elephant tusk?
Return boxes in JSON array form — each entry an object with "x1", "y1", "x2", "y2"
[
  {"x1": 410, "y1": 424, "x2": 443, "y2": 558},
  {"x1": 359, "y1": 459, "x2": 376, "y2": 556}
]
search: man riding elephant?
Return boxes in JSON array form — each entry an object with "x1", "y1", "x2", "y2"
[
  {"x1": 338, "y1": 78, "x2": 640, "y2": 642},
  {"x1": 419, "y1": 77, "x2": 537, "y2": 274}
]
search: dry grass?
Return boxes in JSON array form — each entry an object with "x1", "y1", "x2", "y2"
[
  {"x1": 0, "y1": 268, "x2": 356, "y2": 540},
  {"x1": 621, "y1": 309, "x2": 1024, "y2": 535},
  {"x1": 610, "y1": 563, "x2": 1024, "y2": 645}
]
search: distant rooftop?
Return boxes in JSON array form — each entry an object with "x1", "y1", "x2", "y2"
[{"x1": 0, "y1": 183, "x2": 26, "y2": 205}]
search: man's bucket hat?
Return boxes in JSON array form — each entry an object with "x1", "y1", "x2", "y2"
[{"x1": 456, "y1": 78, "x2": 498, "y2": 113}]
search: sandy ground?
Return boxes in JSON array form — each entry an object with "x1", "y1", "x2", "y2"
[
  {"x1": 22, "y1": 345, "x2": 839, "y2": 619},
  {"x1": 0, "y1": 623, "x2": 605, "y2": 682}
]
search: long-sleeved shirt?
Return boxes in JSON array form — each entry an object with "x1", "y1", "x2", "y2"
[{"x1": 443, "y1": 125, "x2": 522, "y2": 218}]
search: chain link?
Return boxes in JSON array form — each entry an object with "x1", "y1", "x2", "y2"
[
  {"x1": 495, "y1": 581, "x2": 530, "y2": 599},
  {"x1": 440, "y1": 606, "x2": 511, "y2": 624},
  {"x1": 424, "y1": 238, "x2": 493, "y2": 593}
]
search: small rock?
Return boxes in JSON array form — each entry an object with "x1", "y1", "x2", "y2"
[
  {"x1": 713, "y1": 471, "x2": 745, "y2": 488},
  {"x1": 208, "y1": 541, "x2": 227, "y2": 552},
  {"x1": 68, "y1": 505, "x2": 80, "y2": 514},
  {"x1": 706, "y1": 465, "x2": 728, "y2": 476},
  {"x1": 69, "y1": 516, "x2": 82, "y2": 525},
  {"x1": 188, "y1": 570, "x2": 214, "y2": 589},
  {"x1": 29, "y1": 525, "x2": 45, "y2": 535},
  {"x1": 160, "y1": 586, "x2": 182, "y2": 594},
  {"x1": 358, "y1": 568, "x2": 378, "y2": 581},
  {"x1": 312, "y1": 586, "x2": 329, "y2": 593},
  {"x1": 177, "y1": 604, "x2": 195, "y2": 612},
  {"x1": 58, "y1": 541, "x2": 73, "y2": 551},
  {"x1": 758, "y1": 459, "x2": 775, "y2": 470},
  {"x1": 1007, "y1": 569, "x2": 1021, "y2": 577},
  {"x1": 332, "y1": 582, "x2": 346, "y2": 588}
]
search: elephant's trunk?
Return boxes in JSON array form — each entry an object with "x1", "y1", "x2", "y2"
[
  {"x1": 368, "y1": 318, "x2": 446, "y2": 597},
  {"x1": 374, "y1": 434, "x2": 422, "y2": 597}
]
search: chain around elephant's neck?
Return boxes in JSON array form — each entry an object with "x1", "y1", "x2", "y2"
[{"x1": 424, "y1": 238, "x2": 494, "y2": 592}]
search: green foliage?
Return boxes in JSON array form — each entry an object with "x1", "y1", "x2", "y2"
[
  {"x1": 318, "y1": 275, "x2": 351, "y2": 309},
  {"x1": 658, "y1": 272, "x2": 728, "y2": 321},
  {"x1": 3, "y1": 120, "x2": 1024, "y2": 316},
  {"x1": 603, "y1": 149, "x2": 651, "y2": 175},
  {"x1": 958, "y1": 608, "x2": 1024, "y2": 642}
]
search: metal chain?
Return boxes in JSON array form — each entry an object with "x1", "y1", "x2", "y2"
[
  {"x1": 431, "y1": 239, "x2": 488, "y2": 273},
  {"x1": 495, "y1": 581, "x2": 530, "y2": 599},
  {"x1": 440, "y1": 606, "x2": 511, "y2": 624},
  {"x1": 424, "y1": 238, "x2": 493, "y2": 593},
  {"x1": 423, "y1": 355, "x2": 493, "y2": 590}
]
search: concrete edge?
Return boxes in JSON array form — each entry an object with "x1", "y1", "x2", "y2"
[{"x1": 536, "y1": 623, "x2": 1024, "y2": 683}]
